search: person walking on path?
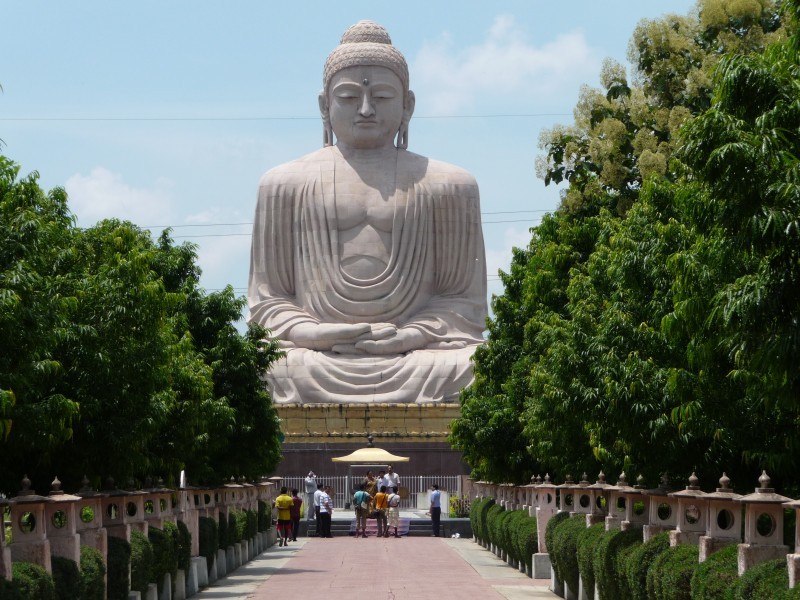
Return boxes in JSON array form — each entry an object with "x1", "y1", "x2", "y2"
[
  {"x1": 353, "y1": 483, "x2": 372, "y2": 538},
  {"x1": 374, "y1": 485, "x2": 389, "y2": 538},
  {"x1": 304, "y1": 472, "x2": 316, "y2": 522},
  {"x1": 430, "y1": 484, "x2": 441, "y2": 537},
  {"x1": 290, "y1": 489, "x2": 302, "y2": 541},
  {"x1": 318, "y1": 485, "x2": 334, "y2": 538},
  {"x1": 387, "y1": 486, "x2": 401, "y2": 537},
  {"x1": 274, "y1": 487, "x2": 293, "y2": 547}
]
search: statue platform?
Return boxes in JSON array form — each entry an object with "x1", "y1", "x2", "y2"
[{"x1": 273, "y1": 403, "x2": 469, "y2": 476}]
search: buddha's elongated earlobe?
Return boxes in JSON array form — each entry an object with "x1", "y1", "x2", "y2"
[
  {"x1": 396, "y1": 90, "x2": 415, "y2": 150},
  {"x1": 319, "y1": 91, "x2": 333, "y2": 147}
]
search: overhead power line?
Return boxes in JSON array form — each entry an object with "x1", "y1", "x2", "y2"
[{"x1": 0, "y1": 112, "x2": 570, "y2": 122}]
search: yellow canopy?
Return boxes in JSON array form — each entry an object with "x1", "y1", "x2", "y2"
[{"x1": 331, "y1": 447, "x2": 410, "y2": 463}]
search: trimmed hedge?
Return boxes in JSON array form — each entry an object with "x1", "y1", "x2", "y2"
[
  {"x1": 218, "y1": 511, "x2": 229, "y2": 549},
  {"x1": 576, "y1": 523, "x2": 605, "y2": 598},
  {"x1": 228, "y1": 512, "x2": 239, "y2": 544},
  {"x1": 624, "y1": 531, "x2": 670, "y2": 600},
  {"x1": 730, "y1": 558, "x2": 797, "y2": 599},
  {"x1": 130, "y1": 529, "x2": 154, "y2": 594},
  {"x1": 246, "y1": 509, "x2": 258, "y2": 540},
  {"x1": 615, "y1": 535, "x2": 643, "y2": 599},
  {"x1": 646, "y1": 542, "x2": 698, "y2": 600},
  {"x1": 199, "y1": 516, "x2": 219, "y2": 571},
  {"x1": 545, "y1": 511, "x2": 570, "y2": 583},
  {"x1": 511, "y1": 511, "x2": 538, "y2": 570},
  {"x1": 257, "y1": 500, "x2": 270, "y2": 532},
  {"x1": 593, "y1": 527, "x2": 641, "y2": 600},
  {"x1": 485, "y1": 503, "x2": 504, "y2": 548},
  {"x1": 107, "y1": 535, "x2": 131, "y2": 600},
  {"x1": 471, "y1": 497, "x2": 495, "y2": 544},
  {"x1": 690, "y1": 543, "x2": 738, "y2": 600},
  {"x1": 79, "y1": 545, "x2": 106, "y2": 600},
  {"x1": 10, "y1": 562, "x2": 54, "y2": 600},
  {"x1": 51, "y1": 556, "x2": 80, "y2": 600},
  {"x1": 550, "y1": 514, "x2": 586, "y2": 592},
  {"x1": 234, "y1": 510, "x2": 249, "y2": 543},
  {"x1": 177, "y1": 520, "x2": 192, "y2": 572},
  {"x1": 149, "y1": 524, "x2": 178, "y2": 594}
]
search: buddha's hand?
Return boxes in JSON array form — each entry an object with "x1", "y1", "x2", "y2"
[
  {"x1": 354, "y1": 327, "x2": 427, "y2": 355},
  {"x1": 288, "y1": 322, "x2": 373, "y2": 351}
]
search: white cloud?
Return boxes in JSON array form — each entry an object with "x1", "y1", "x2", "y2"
[
  {"x1": 65, "y1": 167, "x2": 175, "y2": 227},
  {"x1": 484, "y1": 225, "x2": 534, "y2": 308},
  {"x1": 412, "y1": 15, "x2": 599, "y2": 115}
]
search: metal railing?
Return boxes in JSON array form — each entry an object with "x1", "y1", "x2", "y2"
[{"x1": 280, "y1": 474, "x2": 462, "y2": 510}]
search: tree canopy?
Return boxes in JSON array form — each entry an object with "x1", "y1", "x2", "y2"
[
  {"x1": 0, "y1": 156, "x2": 283, "y2": 495},
  {"x1": 453, "y1": 0, "x2": 800, "y2": 491}
]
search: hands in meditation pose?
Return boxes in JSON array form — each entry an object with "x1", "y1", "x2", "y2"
[{"x1": 247, "y1": 21, "x2": 487, "y2": 403}]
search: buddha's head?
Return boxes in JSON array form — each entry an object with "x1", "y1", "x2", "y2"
[{"x1": 320, "y1": 21, "x2": 416, "y2": 150}]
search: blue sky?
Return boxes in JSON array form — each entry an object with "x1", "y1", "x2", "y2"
[{"x1": 1, "y1": 1, "x2": 696, "y2": 315}]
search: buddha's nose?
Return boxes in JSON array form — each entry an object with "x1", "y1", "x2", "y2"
[{"x1": 359, "y1": 93, "x2": 376, "y2": 117}]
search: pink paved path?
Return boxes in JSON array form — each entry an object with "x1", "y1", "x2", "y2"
[{"x1": 246, "y1": 536, "x2": 550, "y2": 600}]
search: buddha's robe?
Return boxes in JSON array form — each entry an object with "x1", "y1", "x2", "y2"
[{"x1": 247, "y1": 146, "x2": 487, "y2": 404}]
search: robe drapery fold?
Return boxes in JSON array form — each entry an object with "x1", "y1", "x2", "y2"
[{"x1": 248, "y1": 147, "x2": 487, "y2": 404}]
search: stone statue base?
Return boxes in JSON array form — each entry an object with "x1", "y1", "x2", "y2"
[{"x1": 272, "y1": 403, "x2": 469, "y2": 476}]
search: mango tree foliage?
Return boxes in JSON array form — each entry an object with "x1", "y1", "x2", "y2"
[
  {"x1": 676, "y1": 13, "x2": 800, "y2": 477},
  {"x1": 0, "y1": 158, "x2": 79, "y2": 488},
  {"x1": 537, "y1": 0, "x2": 784, "y2": 217},
  {"x1": 0, "y1": 158, "x2": 283, "y2": 494}
]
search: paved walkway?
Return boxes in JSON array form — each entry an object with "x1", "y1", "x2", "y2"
[{"x1": 196, "y1": 536, "x2": 557, "y2": 599}]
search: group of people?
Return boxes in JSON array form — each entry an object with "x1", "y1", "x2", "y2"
[
  {"x1": 272, "y1": 487, "x2": 304, "y2": 547},
  {"x1": 287, "y1": 466, "x2": 443, "y2": 540},
  {"x1": 353, "y1": 465, "x2": 403, "y2": 538}
]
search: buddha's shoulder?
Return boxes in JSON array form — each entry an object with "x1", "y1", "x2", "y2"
[
  {"x1": 402, "y1": 151, "x2": 478, "y2": 188},
  {"x1": 258, "y1": 148, "x2": 335, "y2": 187}
]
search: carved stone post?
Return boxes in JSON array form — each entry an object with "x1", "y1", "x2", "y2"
[
  {"x1": 699, "y1": 473, "x2": 741, "y2": 561},
  {"x1": 8, "y1": 476, "x2": 52, "y2": 572},
  {"x1": 643, "y1": 474, "x2": 677, "y2": 542},
  {"x1": 669, "y1": 472, "x2": 708, "y2": 546},
  {"x1": 736, "y1": 471, "x2": 790, "y2": 575}
]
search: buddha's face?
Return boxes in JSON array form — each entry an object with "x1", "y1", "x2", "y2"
[{"x1": 325, "y1": 65, "x2": 410, "y2": 150}]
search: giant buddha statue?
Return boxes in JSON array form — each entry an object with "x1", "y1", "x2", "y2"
[{"x1": 248, "y1": 20, "x2": 487, "y2": 404}]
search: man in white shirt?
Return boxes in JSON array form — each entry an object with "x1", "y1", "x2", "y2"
[
  {"x1": 385, "y1": 465, "x2": 400, "y2": 490},
  {"x1": 312, "y1": 483, "x2": 324, "y2": 536},
  {"x1": 430, "y1": 484, "x2": 441, "y2": 537},
  {"x1": 318, "y1": 485, "x2": 334, "y2": 538}
]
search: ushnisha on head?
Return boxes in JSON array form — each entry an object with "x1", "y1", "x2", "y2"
[{"x1": 319, "y1": 20, "x2": 415, "y2": 149}]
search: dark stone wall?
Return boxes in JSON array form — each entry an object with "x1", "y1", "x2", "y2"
[{"x1": 270, "y1": 441, "x2": 470, "y2": 477}]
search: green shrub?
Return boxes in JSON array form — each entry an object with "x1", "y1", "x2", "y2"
[
  {"x1": 199, "y1": 516, "x2": 219, "y2": 571},
  {"x1": 79, "y1": 545, "x2": 106, "y2": 600},
  {"x1": 245, "y1": 510, "x2": 258, "y2": 540},
  {"x1": 730, "y1": 558, "x2": 795, "y2": 599},
  {"x1": 593, "y1": 527, "x2": 642, "y2": 600},
  {"x1": 690, "y1": 543, "x2": 738, "y2": 600},
  {"x1": 496, "y1": 509, "x2": 516, "y2": 558},
  {"x1": 257, "y1": 500, "x2": 269, "y2": 532},
  {"x1": 130, "y1": 529, "x2": 154, "y2": 594},
  {"x1": 616, "y1": 535, "x2": 643, "y2": 599},
  {"x1": 646, "y1": 543, "x2": 698, "y2": 600},
  {"x1": 107, "y1": 535, "x2": 131, "y2": 600},
  {"x1": 468, "y1": 497, "x2": 483, "y2": 539},
  {"x1": 473, "y1": 497, "x2": 495, "y2": 543},
  {"x1": 148, "y1": 525, "x2": 177, "y2": 594},
  {"x1": 512, "y1": 513, "x2": 538, "y2": 570},
  {"x1": 576, "y1": 523, "x2": 604, "y2": 598},
  {"x1": 485, "y1": 503, "x2": 504, "y2": 546},
  {"x1": 550, "y1": 514, "x2": 587, "y2": 592},
  {"x1": 545, "y1": 511, "x2": 570, "y2": 583},
  {"x1": 218, "y1": 511, "x2": 229, "y2": 549},
  {"x1": 51, "y1": 556, "x2": 80, "y2": 600},
  {"x1": 0, "y1": 575, "x2": 20, "y2": 600},
  {"x1": 624, "y1": 531, "x2": 670, "y2": 600},
  {"x1": 176, "y1": 520, "x2": 192, "y2": 572},
  {"x1": 228, "y1": 512, "x2": 239, "y2": 544},
  {"x1": 11, "y1": 562, "x2": 55, "y2": 600}
]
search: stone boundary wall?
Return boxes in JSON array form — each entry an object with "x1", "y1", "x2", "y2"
[
  {"x1": 1, "y1": 477, "x2": 282, "y2": 597},
  {"x1": 472, "y1": 471, "x2": 800, "y2": 592}
]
